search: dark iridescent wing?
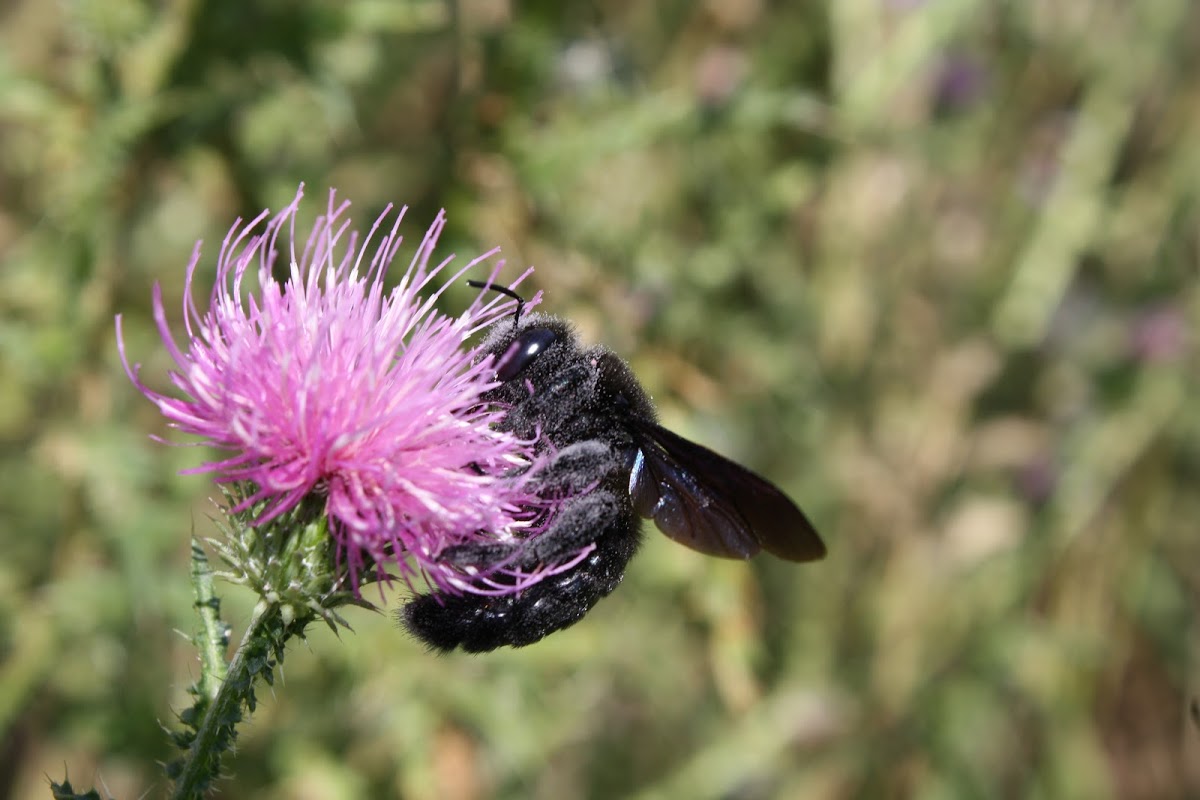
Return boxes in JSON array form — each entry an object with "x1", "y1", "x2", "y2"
[{"x1": 627, "y1": 420, "x2": 825, "y2": 562}]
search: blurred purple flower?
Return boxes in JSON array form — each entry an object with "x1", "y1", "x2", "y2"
[
  {"x1": 694, "y1": 45, "x2": 748, "y2": 109},
  {"x1": 1129, "y1": 305, "x2": 1189, "y2": 364},
  {"x1": 1015, "y1": 454, "x2": 1058, "y2": 506},
  {"x1": 117, "y1": 185, "x2": 575, "y2": 593},
  {"x1": 933, "y1": 53, "x2": 989, "y2": 114}
]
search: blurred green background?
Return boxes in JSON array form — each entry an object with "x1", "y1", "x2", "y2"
[{"x1": 2, "y1": 0, "x2": 1199, "y2": 798}]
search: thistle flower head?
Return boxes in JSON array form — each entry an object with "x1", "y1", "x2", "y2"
[{"x1": 117, "y1": 185, "x2": 570, "y2": 594}]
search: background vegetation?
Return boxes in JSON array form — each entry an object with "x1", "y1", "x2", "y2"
[{"x1": 2, "y1": 1, "x2": 1198, "y2": 797}]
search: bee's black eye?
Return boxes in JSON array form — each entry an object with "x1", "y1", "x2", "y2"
[{"x1": 496, "y1": 327, "x2": 558, "y2": 381}]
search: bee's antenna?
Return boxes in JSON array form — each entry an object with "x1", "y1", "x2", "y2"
[{"x1": 467, "y1": 280, "x2": 525, "y2": 333}]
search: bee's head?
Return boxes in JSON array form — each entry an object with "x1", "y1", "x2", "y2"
[
  {"x1": 467, "y1": 280, "x2": 573, "y2": 388},
  {"x1": 467, "y1": 281, "x2": 656, "y2": 440},
  {"x1": 482, "y1": 313, "x2": 576, "y2": 387},
  {"x1": 492, "y1": 319, "x2": 560, "y2": 381}
]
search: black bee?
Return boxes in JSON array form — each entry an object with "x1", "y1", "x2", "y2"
[{"x1": 400, "y1": 284, "x2": 825, "y2": 652}]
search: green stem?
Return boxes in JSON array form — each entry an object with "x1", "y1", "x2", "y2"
[
  {"x1": 170, "y1": 600, "x2": 276, "y2": 800},
  {"x1": 189, "y1": 540, "x2": 228, "y2": 701}
]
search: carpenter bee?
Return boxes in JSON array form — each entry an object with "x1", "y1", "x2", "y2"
[{"x1": 400, "y1": 284, "x2": 825, "y2": 652}]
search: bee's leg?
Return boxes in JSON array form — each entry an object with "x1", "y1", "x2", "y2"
[
  {"x1": 527, "y1": 440, "x2": 622, "y2": 494},
  {"x1": 437, "y1": 487, "x2": 621, "y2": 571},
  {"x1": 436, "y1": 540, "x2": 521, "y2": 569},
  {"x1": 526, "y1": 489, "x2": 622, "y2": 563},
  {"x1": 436, "y1": 441, "x2": 620, "y2": 568}
]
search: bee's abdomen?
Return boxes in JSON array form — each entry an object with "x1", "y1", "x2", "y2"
[{"x1": 401, "y1": 516, "x2": 641, "y2": 653}]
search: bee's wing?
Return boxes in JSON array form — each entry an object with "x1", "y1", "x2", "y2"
[{"x1": 627, "y1": 420, "x2": 826, "y2": 562}]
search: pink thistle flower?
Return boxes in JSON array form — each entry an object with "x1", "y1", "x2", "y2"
[{"x1": 116, "y1": 184, "x2": 579, "y2": 594}]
